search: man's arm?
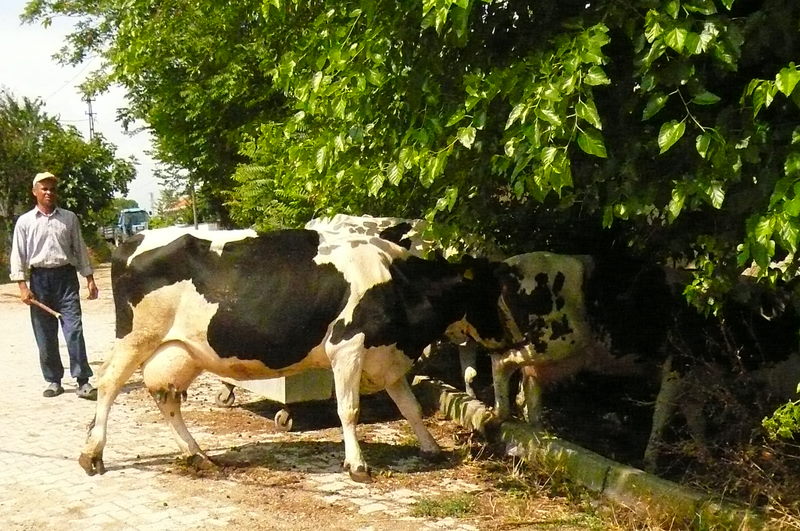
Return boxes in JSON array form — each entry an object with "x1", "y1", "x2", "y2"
[
  {"x1": 17, "y1": 281, "x2": 34, "y2": 305},
  {"x1": 85, "y1": 274, "x2": 99, "y2": 300},
  {"x1": 9, "y1": 215, "x2": 32, "y2": 304}
]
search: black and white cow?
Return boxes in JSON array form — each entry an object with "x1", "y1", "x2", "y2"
[
  {"x1": 303, "y1": 216, "x2": 615, "y2": 426},
  {"x1": 79, "y1": 227, "x2": 524, "y2": 482}
]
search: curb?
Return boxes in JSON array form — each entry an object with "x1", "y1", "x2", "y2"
[{"x1": 412, "y1": 376, "x2": 766, "y2": 529}]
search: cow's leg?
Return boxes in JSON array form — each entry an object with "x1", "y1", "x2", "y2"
[
  {"x1": 490, "y1": 355, "x2": 517, "y2": 421},
  {"x1": 520, "y1": 367, "x2": 544, "y2": 428},
  {"x1": 330, "y1": 352, "x2": 370, "y2": 482},
  {"x1": 679, "y1": 394, "x2": 710, "y2": 461},
  {"x1": 644, "y1": 355, "x2": 680, "y2": 472},
  {"x1": 384, "y1": 376, "x2": 441, "y2": 459},
  {"x1": 458, "y1": 341, "x2": 478, "y2": 398},
  {"x1": 80, "y1": 332, "x2": 162, "y2": 475},
  {"x1": 141, "y1": 342, "x2": 210, "y2": 468}
]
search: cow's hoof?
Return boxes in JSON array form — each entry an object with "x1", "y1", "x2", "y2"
[
  {"x1": 78, "y1": 453, "x2": 105, "y2": 476},
  {"x1": 345, "y1": 464, "x2": 372, "y2": 483},
  {"x1": 274, "y1": 409, "x2": 293, "y2": 432},
  {"x1": 420, "y1": 449, "x2": 445, "y2": 462},
  {"x1": 183, "y1": 454, "x2": 218, "y2": 471}
]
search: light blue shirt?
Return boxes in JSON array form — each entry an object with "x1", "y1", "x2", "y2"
[{"x1": 9, "y1": 206, "x2": 94, "y2": 281}]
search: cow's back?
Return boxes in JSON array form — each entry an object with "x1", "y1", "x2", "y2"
[
  {"x1": 502, "y1": 252, "x2": 593, "y2": 360},
  {"x1": 112, "y1": 228, "x2": 357, "y2": 370}
]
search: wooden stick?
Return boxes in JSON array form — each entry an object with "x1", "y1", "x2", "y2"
[{"x1": 30, "y1": 299, "x2": 62, "y2": 320}]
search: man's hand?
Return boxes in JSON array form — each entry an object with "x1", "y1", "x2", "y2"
[
  {"x1": 17, "y1": 282, "x2": 34, "y2": 305},
  {"x1": 86, "y1": 276, "x2": 99, "y2": 300}
]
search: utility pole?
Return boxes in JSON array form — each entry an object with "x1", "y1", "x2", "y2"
[
  {"x1": 84, "y1": 95, "x2": 95, "y2": 140},
  {"x1": 190, "y1": 181, "x2": 198, "y2": 229}
]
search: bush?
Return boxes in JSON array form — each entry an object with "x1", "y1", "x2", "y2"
[{"x1": 763, "y1": 393, "x2": 800, "y2": 441}]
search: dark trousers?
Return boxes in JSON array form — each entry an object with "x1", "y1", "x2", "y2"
[{"x1": 29, "y1": 265, "x2": 93, "y2": 385}]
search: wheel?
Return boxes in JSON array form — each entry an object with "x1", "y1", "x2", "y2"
[
  {"x1": 274, "y1": 409, "x2": 293, "y2": 431},
  {"x1": 215, "y1": 385, "x2": 236, "y2": 407}
]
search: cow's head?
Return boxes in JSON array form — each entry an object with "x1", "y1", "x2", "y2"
[{"x1": 446, "y1": 256, "x2": 526, "y2": 350}]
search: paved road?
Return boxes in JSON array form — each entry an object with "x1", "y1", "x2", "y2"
[
  {"x1": 0, "y1": 266, "x2": 244, "y2": 529},
  {"x1": 0, "y1": 265, "x2": 483, "y2": 530}
]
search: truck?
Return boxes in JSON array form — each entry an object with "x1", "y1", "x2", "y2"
[{"x1": 100, "y1": 208, "x2": 150, "y2": 245}]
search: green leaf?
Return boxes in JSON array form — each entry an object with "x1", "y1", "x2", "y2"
[
  {"x1": 576, "y1": 99, "x2": 602, "y2": 129},
  {"x1": 750, "y1": 81, "x2": 777, "y2": 116},
  {"x1": 435, "y1": 186, "x2": 459, "y2": 212},
  {"x1": 707, "y1": 181, "x2": 725, "y2": 208},
  {"x1": 776, "y1": 64, "x2": 800, "y2": 97},
  {"x1": 641, "y1": 40, "x2": 667, "y2": 67},
  {"x1": 602, "y1": 206, "x2": 614, "y2": 228},
  {"x1": 536, "y1": 106, "x2": 562, "y2": 126},
  {"x1": 542, "y1": 146, "x2": 558, "y2": 166},
  {"x1": 644, "y1": 10, "x2": 664, "y2": 42},
  {"x1": 755, "y1": 216, "x2": 775, "y2": 244},
  {"x1": 778, "y1": 218, "x2": 799, "y2": 253},
  {"x1": 658, "y1": 120, "x2": 686, "y2": 154},
  {"x1": 642, "y1": 92, "x2": 669, "y2": 120},
  {"x1": 446, "y1": 109, "x2": 466, "y2": 127},
  {"x1": 668, "y1": 185, "x2": 686, "y2": 221},
  {"x1": 785, "y1": 152, "x2": 800, "y2": 176},
  {"x1": 684, "y1": 32, "x2": 704, "y2": 55},
  {"x1": 311, "y1": 71, "x2": 323, "y2": 92},
  {"x1": 584, "y1": 66, "x2": 610, "y2": 86},
  {"x1": 696, "y1": 132, "x2": 713, "y2": 159},
  {"x1": 387, "y1": 162, "x2": 403, "y2": 186},
  {"x1": 315, "y1": 145, "x2": 328, "y2": 173},
  {"x1": 665, "y1": 0, "x2": 680, "y2": 18},
  {"x1": 684, "y1": 0, "x2": 717, "y2": 15},
  {"x1": 664, "y1": 28, "x2": 688, "y2": 53},
  {"x1": 506, "y1": 103, "x2": 526, "y2": 130},
  {"x1": 785, "y1": 197, "x2": 800, "y2": 217},
  {"x1": 577, "y1": 128, "x2": 608, "y2": 158},
  {"x1": 367, "y1": 171, "x2": 385, "y2": 195},
  {"x1": 692, "y1": 91, "x2": 721, "y2": 105},
  {"x1": 456, "y1": 126, "x2": 476, "y2": 149}
]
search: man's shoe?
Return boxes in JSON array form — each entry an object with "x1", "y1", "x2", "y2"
[
  {"x1": 43, "y1": 382, "x2": 64, "y2": 398},
  {"x1": 77, "y1": 383, "x2": 97, "y2": 401}
]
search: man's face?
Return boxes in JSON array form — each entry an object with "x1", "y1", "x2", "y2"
[{"x1": 33, "y1": 179, "x2": 58, "y2": 209}]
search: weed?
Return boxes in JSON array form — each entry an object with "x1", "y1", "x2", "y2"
[{"x1": 411, "y1": 493, "x2": 476, "y2": 518}]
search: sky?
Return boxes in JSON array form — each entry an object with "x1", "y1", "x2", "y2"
[{"x1": 0, "y1": 2, "x2": 159, "y2": 212}]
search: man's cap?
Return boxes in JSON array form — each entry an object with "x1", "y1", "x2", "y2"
[{"x1": 33, "y1": 172, "x2": 58, "y2": 186}]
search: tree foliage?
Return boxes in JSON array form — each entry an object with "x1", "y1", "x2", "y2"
[{"x1": 21, "y1": 0, "x2": 800, "y2": 309}]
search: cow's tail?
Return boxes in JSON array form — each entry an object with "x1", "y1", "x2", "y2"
[{"x1": 110, "y1": 245, "x2": 135, "y2": 339}]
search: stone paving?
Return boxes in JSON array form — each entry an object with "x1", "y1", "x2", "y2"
[{"x1": 0, "y1": 267, "x2": 484, "y2": 530}]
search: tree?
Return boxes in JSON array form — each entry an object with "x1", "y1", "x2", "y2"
[
  {"x1": 0, "y1": 90, "x2": 136, "y2": 250},
  {"x1": 21, "y1": 1, "x2": 800, "y2": 301},
  {"x1": 0, "y1": 93, "x2": 55, "y2": 231}
]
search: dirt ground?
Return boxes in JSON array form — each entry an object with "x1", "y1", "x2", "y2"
[{"x1": 0, "y1": 264, "x2": 619, "y2": 530}]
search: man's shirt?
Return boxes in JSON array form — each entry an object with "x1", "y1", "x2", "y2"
[{"x1": 9, "y1": 206, "x2": 94, "y2": 281}]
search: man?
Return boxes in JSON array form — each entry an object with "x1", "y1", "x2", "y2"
[{"x1": 9, "y1": 171, "x2": 99, "y2": 400}]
